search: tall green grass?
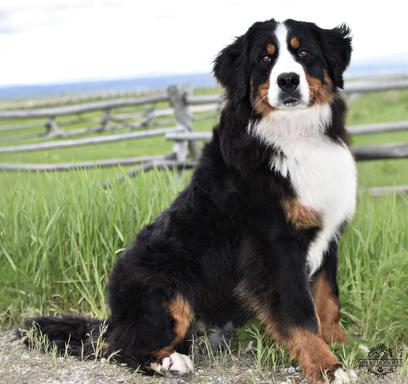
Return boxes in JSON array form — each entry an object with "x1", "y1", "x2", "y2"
[
  {"x1": 340, "y1": 193, "x2": 408, "y2": 347},
  {"x1": 0, "y1": 169, "x2": 189, "y2": 324},
  {"x1": 1, "y1": 170, "x2": 406, "y2": 353}
]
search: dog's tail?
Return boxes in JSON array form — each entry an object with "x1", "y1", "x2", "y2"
[{"x1": 17, "y1": 315, "x2": 110, "y2": 359}]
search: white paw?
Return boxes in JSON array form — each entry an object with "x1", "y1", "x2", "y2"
[
  {"x1": 332, "y1": 366, "x2": 358, "y2": 383},
  {"x1": 150, "y1": 352, "x2": 194, "y2": 377}
]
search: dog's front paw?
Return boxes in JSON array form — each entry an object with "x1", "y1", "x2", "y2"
[
  {"x1": 150, "y1": 352, "x2": 194, "y2": 377},
  {"x1": 331, "y1": 364, "x2": 358, "y2": 383}
]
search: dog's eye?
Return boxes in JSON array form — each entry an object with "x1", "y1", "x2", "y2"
[
  {"x1": 261, "y1": 55, "x2": 272, "y2": 64},
  {"x1": 298, "y1": 49, "x2": 311, "y2": 59}
]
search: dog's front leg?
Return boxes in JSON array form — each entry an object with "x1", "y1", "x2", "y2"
[
  {"x1": 236, "y1": 242, "x2": 356, "y2": 383},
  {"x1": 311, "y1": 242, "x2": 347, "y2": 345}
]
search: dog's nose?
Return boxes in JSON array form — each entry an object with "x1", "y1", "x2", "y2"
[{"x1": 277, "y1": 72, "x2": 300, "y2": 92}]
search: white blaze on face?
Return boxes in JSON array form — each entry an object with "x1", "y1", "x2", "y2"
[{"x1": 267, "y1": 23, "x2": 310, "y2": 109}]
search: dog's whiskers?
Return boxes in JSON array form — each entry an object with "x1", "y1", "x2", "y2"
[{"x1": 251, "y1": 93, "x2": 270, "y2": 116}]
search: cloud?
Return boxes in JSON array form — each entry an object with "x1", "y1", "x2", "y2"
[
  {"x1": 0, "y1": 0, "x2": 406, "y2": 85},
  {"x1": 0, "y1": 9, "x2": 59, "y2": 34},
  {"x1": 0, "y1": 0, "x2": 131, "y2": 34}
]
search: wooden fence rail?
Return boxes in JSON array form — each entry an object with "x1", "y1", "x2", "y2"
[
  {"x1": 0, "y1": 94, "x2": 168, "y2": 119},
  {"x1": 0, "y1": 127, "x2": 183, "y2": 154},
  {"x1": 1, "y1": 80, "x2": 408, "y2": 176},
  {"x1": 348, "y1": 120, "x2": 408, "y2": 135},
  {"x1": 343, "y1": 79, "x2": 408, "y2": 94},
  {"x1": 0, "y1": 155, "x2": 167, "y2": 172},
  {"x1": 352, "y1": 143, "x2": 408, "y2": 160}
]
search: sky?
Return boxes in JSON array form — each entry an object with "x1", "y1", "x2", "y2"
[{"x1": 0, "y1": 0, "x2": 407, "y2": 86}]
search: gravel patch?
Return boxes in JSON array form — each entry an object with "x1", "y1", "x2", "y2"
[{"x1": 0, "y1": 331, "x2": 405, "y2": 383}]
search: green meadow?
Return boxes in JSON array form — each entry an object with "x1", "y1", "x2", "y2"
[{"x1": 0, "y1": 88, "x2": 407, "y2": 375}]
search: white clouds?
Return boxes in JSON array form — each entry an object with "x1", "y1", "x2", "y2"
[
  {"x1": 0, "y1": 8, "x2": 59, "y2": 33},
  {"x1": 0, "y1": 0, "x2": 406, "y2": 85}
]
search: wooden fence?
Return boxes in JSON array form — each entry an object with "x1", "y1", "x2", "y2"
[{"x1": 1, "y1": 80, "x2": 408, "y2": 186}]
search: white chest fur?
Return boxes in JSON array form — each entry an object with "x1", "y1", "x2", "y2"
[{"x1": 251, "y1": 105, "x2": 357, "y2": 276}]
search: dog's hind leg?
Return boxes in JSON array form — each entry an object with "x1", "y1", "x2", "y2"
[
  {"x1": 149, "y1": 294, "x2": 194, "y2": 376},
  {"x1": 107, "y1": 291, "x2": 194, "y2": 377}
]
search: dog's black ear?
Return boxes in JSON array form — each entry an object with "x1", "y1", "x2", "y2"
[
  {"x1": 213, "y1": 34, "x2": 249, "y2": 103},
  {"x1": 318, "y1": 24, "x2": 352, "y2": 88}
]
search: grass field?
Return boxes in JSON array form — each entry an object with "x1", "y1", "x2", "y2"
[{"x1": 0, "y1": 88, "x2": 407, "y2": 377}]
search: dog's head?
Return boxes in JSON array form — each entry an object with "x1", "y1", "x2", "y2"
[{"x1": 213, "y1": 19, "x2": 352, "y2": 114}]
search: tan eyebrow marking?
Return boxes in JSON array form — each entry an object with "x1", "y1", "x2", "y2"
[
  {"x1": 266, "y1": 43, "x2": 276, "y2": 55},
  {"x1": 290, "y1": 37, "x2": 300, "y2": 49}
]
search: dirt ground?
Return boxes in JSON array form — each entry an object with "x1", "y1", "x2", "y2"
[{"x1": 0, "y1": 331, "x2": 404, "y2": 384}]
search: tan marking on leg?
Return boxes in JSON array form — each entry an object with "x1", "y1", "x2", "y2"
[
  {"x1": 306, "y1": 72, "x2": 333, "y2": 105},
  {"x1": 312, "y1": 274, "x2": 347, "y2": 344},
  {"x1": 235, "y1": 284, "x2": 340, "y2": 384},
  {"x1": 282, "y1": 197, "x2": 322, "y2": 230},
  {"x1": 290, "y1": 37, "x2": 300, "y2": 49},
  {"x1": 168, "y1": 295, "x2": 193, "y2": 344},
  {"x1": 266, "y1": 43, "x2": 276, "y2": 55},
  {"x1": 287, "y1": 328, "x2": 340, "y2": 383},
  {"x1": 154, "y1": 345, "x2": 174, "y2": 360},
  {"x1": 234, "y1": 283, "x2": 281, "y2": 340},
  {"x1": 153, "y1": 295, "x2": 193, "y2": 360}
]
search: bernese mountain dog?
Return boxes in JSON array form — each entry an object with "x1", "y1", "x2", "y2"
[{"x1": 22, "y1": 18, "x2": 358, "y2": 384}]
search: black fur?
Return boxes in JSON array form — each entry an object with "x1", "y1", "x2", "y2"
[
  {"x1": 21, "y1": 18, "x2": 353, "y2": 379},
  {"x1": 284, "y1": 19, "x2": 352, "y2": 88},
  {"x1": 20, "y1": 316, "x2": 106, "y2": 358}
]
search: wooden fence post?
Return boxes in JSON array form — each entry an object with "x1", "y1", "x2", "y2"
[
  {"x1": 44, "y1": 116, "x2": 60, "y2": 136},
  {"x1": 142, "y1": 103, "x2": 156, "y2": 127},
  {"x1": 100, "y1": 109, "x2": 112, "y2": 131},
  {"x1": 167, "y1": 85, "x2": 200, "y2": 161}
]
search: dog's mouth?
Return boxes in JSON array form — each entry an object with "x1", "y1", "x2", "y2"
[
  {"x1": 266, "y1": 90, "x2": 309, "y2": 111},
  {"x1": 276, "y1": 91, "x2": 307, "y2": 109},
  {"x1": 277, "y1": 96, "x2": 307, "y2": 110},
  {"x1": 282, "y1": 96, "x2": 301, "y2": 106}
]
